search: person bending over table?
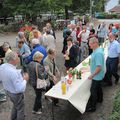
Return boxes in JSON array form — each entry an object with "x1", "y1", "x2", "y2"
[
  {"x1": 43, "y1": 49, "x2": 60, "y2": 106},
  {"x1": 86, "y1": 37, "x2": 105, "y2": 112},
  {"x1": 64, "y1": 37, "x2": 79, "y2": 71}
]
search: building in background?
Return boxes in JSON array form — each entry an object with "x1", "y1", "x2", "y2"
[
  {"x1": 109, "y1": 5, "x2": 120, "y2": 13},
  {"x1": 105, "y1": 0, "x2": 120, "y2": 12}
]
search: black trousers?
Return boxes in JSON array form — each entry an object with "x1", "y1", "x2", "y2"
[
  {"x1": 88, "y1": 80, "x2": 103, "y2": 109},
  {"x1": 104, "y1": 57, "x2": 119, "y2": 85},
  {"x1": 33, "y1": 86, "x2": 42, "y2": 111},
  {"x1": 46, "y1": 80, "x2": 59, "y2": 105}
]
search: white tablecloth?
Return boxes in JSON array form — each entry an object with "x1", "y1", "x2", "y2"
[{"x1": 45, "y1": 41, "x2": 108, "y2": 114}]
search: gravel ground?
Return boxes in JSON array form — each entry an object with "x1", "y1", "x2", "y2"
[{"x1": 0, "y1": 20, "x2": 120, "y2": 120}]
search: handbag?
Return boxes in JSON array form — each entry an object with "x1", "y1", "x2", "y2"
[{"x1": 36, "y1": 64, "x2": 47, "y2": 89}]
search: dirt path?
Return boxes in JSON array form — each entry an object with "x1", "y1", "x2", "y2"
[{"x1": 0, "y1": 20, "x2": 120, "y2": 120}]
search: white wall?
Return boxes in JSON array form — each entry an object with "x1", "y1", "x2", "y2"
[{"x1": 105, "y1": 0, "x2": 119, "y2": 12}]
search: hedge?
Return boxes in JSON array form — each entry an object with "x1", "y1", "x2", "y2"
[{"x1": 107, "y1": 89, "x2": 120, "y2": 120}]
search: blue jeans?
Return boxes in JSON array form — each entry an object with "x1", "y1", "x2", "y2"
[{"x1": 105, "y1": 57, "x2": 119, "y2": 85}]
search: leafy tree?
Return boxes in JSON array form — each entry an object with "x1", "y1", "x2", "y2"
[
  {"x1": 0, "y1": 0, "x2": 105, "y2": 20},
  {"x1": 92, "y1": 0, "x2": 105, "y2": 12}
]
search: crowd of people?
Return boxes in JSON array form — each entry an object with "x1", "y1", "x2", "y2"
[{"x1": 0, "y1": 19, "x2": 120, "y2": 119}]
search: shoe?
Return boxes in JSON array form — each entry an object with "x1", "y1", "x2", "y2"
[
  {"x1": 32, "y1": 110, "x2": 42, "y2": 115},
  {"x1": 86, "y1": 107, "x2": 96, "y2": 112},
  {"x1": 115, "y1": 76, "x2": 119, "y2": 85}
]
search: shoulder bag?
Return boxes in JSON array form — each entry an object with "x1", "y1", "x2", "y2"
[{"x1": 36, "y1": 64, "x2": 47, "y2": 89}]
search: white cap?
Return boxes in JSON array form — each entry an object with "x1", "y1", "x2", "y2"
[{"x1": 32, "y1": 38, "x2": 39, "y2": 45}]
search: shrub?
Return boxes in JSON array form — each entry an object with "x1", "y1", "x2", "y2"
[
  {"x1": 107, "y1": 89, "x2": 120, "y2": 120},
  {"x1": 96, "y1": 12, "x2": 120, "y2": 19},
  {"x1": 107, "y1": 111, "x2": 120, "y2": 120}
]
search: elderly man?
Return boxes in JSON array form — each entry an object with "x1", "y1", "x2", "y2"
[
  {"x1": 0, "y1": 52, "x2": 29, "y2": 120},
  {"x1": 104, "y1": 32, "x2": 120, "y2": 86},
  {"x1": 27, "y1": 38, "x2": 47, "y2": 64},
  {"x1": 86, "y1": 37, "x2": 105, "y2": 112}
]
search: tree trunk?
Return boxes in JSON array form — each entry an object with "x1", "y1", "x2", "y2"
[{"x1": 65, "y1": 5, "x2": 69, "y2": 19}]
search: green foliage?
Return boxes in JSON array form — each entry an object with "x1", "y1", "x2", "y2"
[
  {"x1": 107, "y1": 89, "x2": 120, "y2": 120},
  {"x1": 92, "y1": 0, "x2": 104, "y2": 12},
  {"x1": 107, "y1": 112, "x2": 120, "y2": 120},
  {"x1": 0, "y1": 0, "x2": 72, "y2": 16},
  {"x1": 0, "y1": 0, "x2": 105, "y2": 18},
  {"x1": 96, "y1": 12, "x2": 120, "y2": 19}
]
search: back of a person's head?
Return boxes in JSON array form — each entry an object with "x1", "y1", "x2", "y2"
[
  {"x1": 32, "y1": 38, "x2": 40, "y2": 45},
  {"x1": 66, "y1": 30, "x2": 72, "y2": 36},
  {"x1": 33, "y1": 29, "x2": 39, "y2": 34},
  {"x1": 5, "y1": 51, "x2": 17, "y2": 63},
  {"x1": 89, "y1": 37, "x2": 99, "y2": 43},
  {"x1": 18, "y1": 32, "x2": 24, "y2": 39}
]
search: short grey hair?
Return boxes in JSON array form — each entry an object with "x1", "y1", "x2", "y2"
[
  {"x1": 33, "y1": 51, "x2": 44, "y2": 61},
  {"x1": 5, "y1": 51, "x2": 18, "y2": 63},
  {"x1": 18, "y1": 32, "x2": 24, "y2": 39},
  {"x1": 89, "y1": 37, "x2": 99, "y2": 43},
  {"x1": 3, "y1": 42, "x2": 10, "y2": 49}
]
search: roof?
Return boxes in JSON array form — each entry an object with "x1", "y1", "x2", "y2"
[{"x1": 109, "y1": 5, "x2": 120, "y2": 13}]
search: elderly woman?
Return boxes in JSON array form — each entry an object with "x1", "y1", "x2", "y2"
[
  {"x1": 17, "y1": 39, "x2": 31, "y2": 66},
  {"x1": 28, "y1": 51, "x2": 47, "y2": 115},
  {"x1": 2, "y1": 42, "x2": 12, "y2": 57},
  {"x1": 43, "y1": 49, "x2": 60, "y2": 106},
  {"x1": 16, "y1": 32, "x2": 28, "y2": 47}
]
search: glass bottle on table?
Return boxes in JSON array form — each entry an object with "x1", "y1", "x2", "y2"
[
  {"x1": 61, "y1": 80, "x2": 66, "y2": 95},
  {"x1": 60, "y1": 72, "x2": 66, "y2": 95}
]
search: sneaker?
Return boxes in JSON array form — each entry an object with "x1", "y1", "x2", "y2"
[{"x1": 32, "y1": 110, "x2": 42, "y2": 115}]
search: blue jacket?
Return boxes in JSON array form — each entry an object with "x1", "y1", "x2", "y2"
[{"x1": 27, "y1": 44, "x2": 47, "y2": 64}]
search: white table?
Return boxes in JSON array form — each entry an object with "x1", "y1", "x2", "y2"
[{"x1": 45, "y1": 41, "x2": 108, "y2": 114}]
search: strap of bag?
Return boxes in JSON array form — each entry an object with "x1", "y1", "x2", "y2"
[{"x1": 35, "y1": 63, "x2": 38, "y2": 80}]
